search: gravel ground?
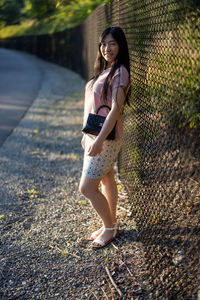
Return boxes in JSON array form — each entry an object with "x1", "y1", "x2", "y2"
[{"x1": 0, "y1": 59, "x2": 149, "y2": 299}]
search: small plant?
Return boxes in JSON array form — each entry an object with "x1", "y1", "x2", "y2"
[
  {"x1": 27, "y1": 188, "x2": 45, "y2": 202},
  {"x1": 70, "y1": 153, "x2": 78, "y2": 161},
  {"x1": 32, "y1": 129, "x2": 39, "y2": 135}
]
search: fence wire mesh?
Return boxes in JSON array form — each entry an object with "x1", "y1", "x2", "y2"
[{"x1": 82, "y1": 0, "x2": 200, "y2": 299}]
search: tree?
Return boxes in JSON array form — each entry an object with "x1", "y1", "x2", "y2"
[
  {"x1": 24, "y1": 0, "x2": 58, "y2": 20},
  {"x1": 0, "y1": 0, "x2": 23, "y2": 26}
]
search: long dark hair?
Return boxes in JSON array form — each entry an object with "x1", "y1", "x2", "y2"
[{"x1": 93, "y1": 26, "x2": 130, "y2": 105}]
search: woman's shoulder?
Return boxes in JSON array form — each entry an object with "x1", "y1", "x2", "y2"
[
  {"x1": 111, "y1": 65, "x2": 130, "y2": 88},
  {"x1": 86, "y1": 78, "x2": 94, "y2": 90},
  {"x1": 114, "y1": 65, "x2": 129, "y2": 77}
]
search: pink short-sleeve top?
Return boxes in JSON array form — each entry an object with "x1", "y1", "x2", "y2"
[{"x1": 83, "y1": 65, "x2": 130, "y2": 140}]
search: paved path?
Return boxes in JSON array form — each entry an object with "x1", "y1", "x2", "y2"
[
  {"x1": 0, "y1": 49, "x2": 86, "y2": 208},
  {"x1": 0, "y1": 49, "x2": 44, "y2": 147}
]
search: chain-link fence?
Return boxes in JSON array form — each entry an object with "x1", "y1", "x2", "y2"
[
  {"x1": 0, "y1": 0, "x2": 199, "y2": 298},
  {"x1": 82, "y1": 1, "x2": 200, "y2": 299}
]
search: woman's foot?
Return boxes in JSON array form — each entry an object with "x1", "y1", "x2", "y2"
[
  {"x1": 88, "y1": 226, "x2": 104, "y2": 241},
  {"x1": 89, "y1": 222, "x2": 118, "y2": 241},
  {"x1": 91, "y1": 227, "x2": 118, "y2": 248}
]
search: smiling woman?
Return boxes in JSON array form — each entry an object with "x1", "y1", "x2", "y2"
[
  {"x1": 79, "y1": 26, "x2": 130, "y2": 249},
  {"x1": 100, "y1": 34, "x2": 119, "y2": 68}
]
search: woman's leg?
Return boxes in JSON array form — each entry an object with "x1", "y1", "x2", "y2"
[
  {"x1": 79, "y1": 175, "x2": 116, "y2": 243},
  {"x1": 79, "y1": 175, "x2": 114, "y2": 228},
  {"x1": 101, "y1": 168, "x2": 118, "y2": 224}
]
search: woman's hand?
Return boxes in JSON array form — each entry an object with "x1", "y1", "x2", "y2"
[
  {"x1": 88, "y1": 140, "x2": 103, "y2": 156},
  {"x1": 81, "y1": 135, "x2": 86, "y2": 150}
]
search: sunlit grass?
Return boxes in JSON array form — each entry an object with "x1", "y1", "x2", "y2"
[
  {"x1": 0, "y1": 22, "x2": 30, "y2": 38},
  {"x1": 0, "y1": 18, "x2": 72, "y2": 38}
]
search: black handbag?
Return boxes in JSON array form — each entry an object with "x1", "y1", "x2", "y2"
[{"x1": 82, "y1": 105, "x2": 116, "y2": 140}]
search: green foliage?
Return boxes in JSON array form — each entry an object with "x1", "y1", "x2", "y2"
[
  {"x1": 0, "y1": 0, "x2": 22, "y2": 27},
  {"x1": 104, "y1": 0, "x2": 111, "y2": 4},
  {"x1": 148, "y1": 11, "x2": 200, "y2": 130},
  {"x1": 0, "y1": 0, "x2": 104, "y2": 37},
  {"x1": 24, "y1": 0, "x2": 57, "y2": 20},
  {"x1": 50, "y1": 0, "x2": 103, "y2": 29}
]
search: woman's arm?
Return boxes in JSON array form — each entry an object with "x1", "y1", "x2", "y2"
[
  {"x1": 82, "y1": 81, "x2": 94, "y2": 128},
  {"x1": 87, "y1": 86, "x2": 126, "y2": 156},
  {"x1": 83, "y1": 96, "x2": 92, "y2": 128}
]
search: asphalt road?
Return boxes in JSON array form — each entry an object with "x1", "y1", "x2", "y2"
[{"x1": 0, "y1": 48, "x2": 44, "y2": 147}]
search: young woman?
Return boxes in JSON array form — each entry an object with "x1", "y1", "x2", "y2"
[{"x1": 79, "y1": 26, "x2": 130, "y2": 248}]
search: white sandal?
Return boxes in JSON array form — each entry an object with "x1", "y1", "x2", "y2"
[
  {"x1": 88, "y1": 227, "x2": 104, "y2": 241},
  {"x1": 91, "y1": 227, "x2": 118, "y2": 249},
  {"x1": 89, "y1": 224, "x2": 119, "y2": 241}
]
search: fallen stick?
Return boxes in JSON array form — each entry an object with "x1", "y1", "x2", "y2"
[
  {"x1": 101, "y1": 287, "x2": 110, "y2": 300},
  {"x1": 111, "y1": 242, "x2": 119, "y2": 250},
  {"x1": 88, "y1": 288, "x2": 99, "y2": 300},
  {"x1": 105, "y1": 266, "x2": 123, "y2": 298},
  {"x1": 119, "y1": 259, "x2": 134, "y2": 276}
]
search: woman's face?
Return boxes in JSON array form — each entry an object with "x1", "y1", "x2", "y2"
[{"x1": 100, "y1": 34, "x2": 119, "y2": 67}]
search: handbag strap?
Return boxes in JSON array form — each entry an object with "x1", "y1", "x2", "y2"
[{"x1": 96, "y1": 105, "x2": 111, "y2": 115}]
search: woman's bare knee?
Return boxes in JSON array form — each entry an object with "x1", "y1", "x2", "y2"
[
  {"x1": 79, "y1": 182, "x2": 90, "y2": 197},
  {"x1": 79, "y1": 183, "x2": 97, "y2": 198},
  {"x1": 79, "y1": 176, "x2": 100, "y2": 198},
  {"x1": 79, "y1": 179, "x2": 88, "y2": 196}
]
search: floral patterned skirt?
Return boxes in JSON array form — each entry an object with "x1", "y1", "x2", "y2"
[{"x1": 82, "y1": 134, "x2": 122, "y2": 179}]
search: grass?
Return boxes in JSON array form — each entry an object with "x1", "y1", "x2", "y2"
[{"x1": 0, "y1": 16, "x2": 81, "y2": 39}]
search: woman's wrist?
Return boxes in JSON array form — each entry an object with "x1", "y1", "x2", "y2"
[{"x1": 95, "y1": 134, "x2": 105, "y2": 145}]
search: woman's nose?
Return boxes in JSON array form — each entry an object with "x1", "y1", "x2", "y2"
[{"x1": 105, "y1": 44, "x2": 110, "y2": 51}]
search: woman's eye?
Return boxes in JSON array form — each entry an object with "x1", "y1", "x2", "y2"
[{"x1": 101, "y1": 42, "x2": 117, "y2": 47}]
